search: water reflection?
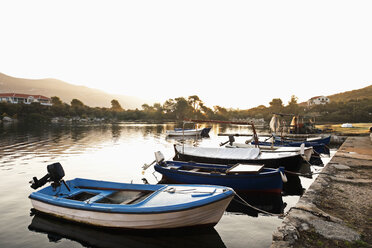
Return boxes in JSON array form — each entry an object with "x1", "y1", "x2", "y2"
[
  {"x1": 28, "y1": 213, "x2": 226, "y2": 248},
  {"x1": 0, "y1": 123, "x2": 171, "y2": 168}
]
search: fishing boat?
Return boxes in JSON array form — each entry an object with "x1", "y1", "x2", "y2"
[
  {"x1": 253, "y1": 135, "x2": 331, "y2": 155},
  {"x1": 221, "y1": 135, "x2": 313, "y2": 162},
  {"x1": 29, "y1": 163, "x2": 235, "y2": 229},
  {"x1": 227, "y1": 143, "x2": 313, "y2": 161},
  {"x1": 154, "y1": 160, "x2": 286, "y2": 195},
  {"x1": 273, "y1": 135, "x2": 331, "y2": 144},
  {"x1": 173, "y1": 145, "x2": 305, "y2": 172},
  {"x1": 166, "y1": 127, "x2": 211, "y2": 137}
]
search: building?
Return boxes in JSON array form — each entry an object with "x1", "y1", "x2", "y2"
[
  {"x1": 307, "y1": 96, "x2": 330, "y2": 106},
  {"x1": 0, "y1": 93, "x2": 52, "y2": 106}
]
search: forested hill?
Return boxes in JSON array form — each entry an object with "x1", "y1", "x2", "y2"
[
  {"x1": 0, "y1": 72, "x2": 146, "y2": 109},
  {"x1": 328, "y1": 84, "x2": 372, "y2": 102}
]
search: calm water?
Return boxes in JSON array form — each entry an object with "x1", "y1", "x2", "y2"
[{"x1": 0, "y1": 122, "x2": 333, "y2": 248}]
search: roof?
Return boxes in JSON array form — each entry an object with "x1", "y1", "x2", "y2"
[
  {"x1": 0, "y1": 93, "x2": 50, "y2": 100},
  {"x1": 309, "y1": 96, "x2": 328, "y2": 100}
]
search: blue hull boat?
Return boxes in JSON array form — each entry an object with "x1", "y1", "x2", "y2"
[
  {"x1": 154, "y1": 160, "x2": 285, "y2": 195},
  {"x1": 252, "y1": 135, "x2": 331, "y2": 154},
  {"x1": 29, "y1": 163, "x2": 235, "y2": 229}
]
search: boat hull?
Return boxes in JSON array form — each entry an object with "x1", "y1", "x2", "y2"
[
  {"x1": 155, "y1": 162, "x2": 284, "y2": 195},
  {"x1": 30, "y1": 195, "x2": 233, "y2": 229},
  {"x1": 174, "y1": 147, "x2": 304, "y2": 172},
  {"x1": 166, "y1": 128, "x2": 211, "y2": 137},
  {"x1": 255, "y1": 141, "x2": 329, "y2": 155},
  {"x1": 227, "y1": 143, "x2": 313, "y2": 162}
]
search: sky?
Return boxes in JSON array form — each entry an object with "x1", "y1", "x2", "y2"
[{"x1": 1, "y1": 0, "x2": 372, "y2": 109}]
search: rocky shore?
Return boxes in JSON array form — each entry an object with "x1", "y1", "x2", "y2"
[{"x1": 271, "y1": 136, "x2": 372, "y2": 247}]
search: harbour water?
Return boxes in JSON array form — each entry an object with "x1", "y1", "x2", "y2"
[{"x1": 0, "y1": 122, "x2": 334, "y2": 248}]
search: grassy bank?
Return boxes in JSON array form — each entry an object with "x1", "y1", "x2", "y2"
[{"x1": 316, "y1": 123, "x2": 372, "y2": 135}]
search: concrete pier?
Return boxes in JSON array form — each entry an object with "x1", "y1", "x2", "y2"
[{"x1": 271, "y1": 136, "x2": 372, "y2": 247}]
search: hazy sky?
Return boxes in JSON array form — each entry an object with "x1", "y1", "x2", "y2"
[{"x1": 1, "y1": 0, "x2": 371, "y2": 109}]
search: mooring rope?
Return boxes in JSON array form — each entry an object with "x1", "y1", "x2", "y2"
[
  {"x1": 283, "y1": 170, "x2": 333, "y2": 177},
  {"x1": 233, "y1": 192, "x2": 284, "y2": 217}
]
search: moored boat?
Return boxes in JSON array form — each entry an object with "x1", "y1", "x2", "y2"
[
  {"x1": 173, "y1": 145, "x2": 305, "y2": 172},
  {"x1": 154, "y1": 160, "x2": 286, "y2": 195},
  {"x1": 251, "y1": 135, "x2": 330, "y2": 155},
  {"x1": 166, "y1": 127, "x2": 211, "y2": 137},
  {"x1": 29, "y1": 163, "x2": 235, "y2": 229},
  {"x1": 225, "y1": 142, "x2": 313, "y2": 162}
]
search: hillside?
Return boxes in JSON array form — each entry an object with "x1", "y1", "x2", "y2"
[
  {"x1": 0, "y1": 72, "x2": 147, "y2": 109},
  {"x1": 328, "y1": 84, "x2": 372, "y2": 102}
]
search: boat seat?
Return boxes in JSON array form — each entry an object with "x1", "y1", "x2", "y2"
[
  {"x1": 95, "y1": 190, "x2": 153, "y2": 205},
  {"x1": 190, "y1": 168, "x2": 200, "y2": 172}
]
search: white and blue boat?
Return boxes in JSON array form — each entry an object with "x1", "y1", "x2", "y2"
[
  {"x1": 29, "y1": 163, "x2": 235, "y2": 229},
  {"x1": 252, "y1": 135, "x2": 331, "y2": 155},
  {"x1": 166, "y1": 127, "x2": 211, "y2": 137}
]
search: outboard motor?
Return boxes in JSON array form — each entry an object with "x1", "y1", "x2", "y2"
[
  {"x1": 30, "y1": 162, "x2": 70, "y2": 191},
  {"x1": 228, "y1": 135, "x2": 235, "y2": 146},
  {"x1": 219, "y1": 135, "x2": 236, "y2": 147}
]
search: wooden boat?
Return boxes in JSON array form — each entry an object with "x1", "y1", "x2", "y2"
[
  {"x1": 253, "y1": 135, "x2": 331, "y2": 154},
  {"x1": 154, "y1": 160, "x2": 286, "y2": 195},
  {"x1": 173, "y1": 145, "x2": 305, "y2": 172},
  {"x1": 29, "y1": 163, "x2": 235, "y2": 229},
  {"x1": 274, "y1": 135, "x2": 331, "y2": 144},
  {"x1": 166, "y1": 127, "x2": 211, "y2": 137},
  {"x1": 225, "y1": 142, "x2": 313, "y2": 162}
]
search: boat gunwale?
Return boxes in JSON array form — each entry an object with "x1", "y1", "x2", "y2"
[
  {"x1": 174, "y1": 145, "x2": 302, "y2": 160},
  {"x1": 29, "y1": 193, "x2": 235, "y2": 215},
  {"x1": 159, "y1": 161, "x2": 282, "y2": 177}
]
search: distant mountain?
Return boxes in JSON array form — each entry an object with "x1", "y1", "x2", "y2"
[
  {"x1": 327, "y1": 84, "x2": 372, "y2": 102},
  {"x1": 0, "y1": 72, "x2": 148, "y2": 109}
]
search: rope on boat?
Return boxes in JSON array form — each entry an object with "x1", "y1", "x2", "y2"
[
  {"x1": 233, "y1": 192, "x2": 284, "y2": 217},
  {"x1": 283, "y1": 170, "x2": 333, "y2": 177},
  {"x1": 304, "y1": 158, "x2": 315, "y2": 167}
]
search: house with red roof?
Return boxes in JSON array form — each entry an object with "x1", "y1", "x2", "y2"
[
  {"x1": 0, "y1": 93, "x2": 52, "y2": 106},
  {"x1": 307, "y1": 95, "x2": 330, "y2": 107}
]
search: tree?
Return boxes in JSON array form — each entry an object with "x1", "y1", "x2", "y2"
[
  {"x1": 174, "y1": 97, "x2": 193, "y2": 120},
  {"x1": 286, "y1": 95, "x2": 300, "y2": 114},
  {"x1": 188, "y1": 95, "x2": 202, "y2": 113},
  {"x1": 71, "y1": 99, "x2": 84, "y2": 108},
  {"x1": 111, "y1": 99, "x2": 123, "y2": 111},
  {"x1": 288, "y1": 95, "x2": 298, "y2": 106},
  {"x1": 213, "y1": 105, "x2": 228, "y2": 120},
  {"x1": 269, "y1": 98, "x2": 283, "y2": 109},
  {"x1": 51, "y1": 96, "x2": 63, "y2": 106},
  {"x1": 70, "y1": 99, "x2": 85, "y2": 116}
]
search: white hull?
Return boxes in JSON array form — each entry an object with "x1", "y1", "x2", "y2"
[
  {"x1": 166, "y1": 130, "x2": 203, "y2": 136},
  {"x1": 31, "y1": 196, "x2": 233, "y2": 229},
  {"x1": 227, "y1": 143, "x2": 313, "y2": 161}
]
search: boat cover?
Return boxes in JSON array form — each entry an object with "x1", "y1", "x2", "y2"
[{"x1": 175, "y1": 145, "x2": 260, "y2": 160}]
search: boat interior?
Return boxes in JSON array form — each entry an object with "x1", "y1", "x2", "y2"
[
  {"x1": 165, "y1": 162, "x2": 264, "y2": 175},
  {"x1": 65, "y1": 188, "x2": 154, "y2": 205}
]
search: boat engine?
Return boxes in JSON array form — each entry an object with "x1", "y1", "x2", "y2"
[{"x1": 30, "y1": 162, "x2": 69, "y2": 191}]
